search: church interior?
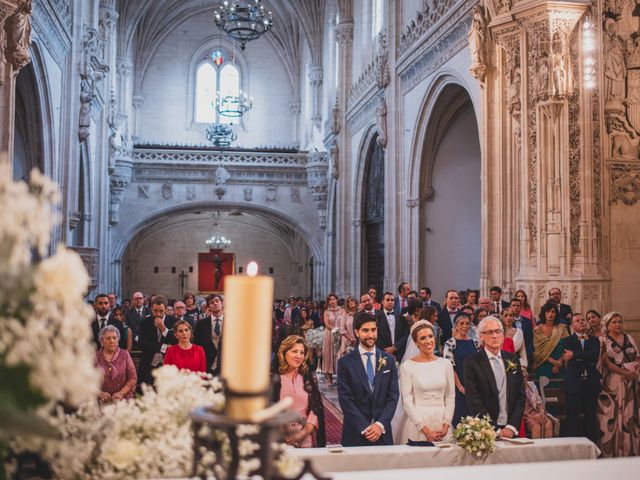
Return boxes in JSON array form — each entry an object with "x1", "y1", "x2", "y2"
[{"x1": 1, "y1": 0, "x2": 640, "y2": 477}]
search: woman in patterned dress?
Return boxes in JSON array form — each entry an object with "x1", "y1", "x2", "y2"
[
  {"x1": 321, "y1": 293, "x2": 345, "y2": 385},
  {"x1": 597, "y1": 312, "x2": 640, "y2": 457}
]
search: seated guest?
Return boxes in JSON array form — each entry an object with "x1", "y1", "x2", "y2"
[
  {"x1": 523, "y1": 370, "x2": 555, "y2": 438},
  {"x1": 96, "y1": 325, "x2": 137, "y2": 402},
  {"x1": 183, "y1": 291, "x2": 200, "y2": 325},
  {"x1": 586, "y1": 309, "x2": 604, "y2": 337},
  {"x1": 273, "y1": 335, "x2": 325, "y2": 447},
  {"x1": 298, "y1": 307, "x2": 315, "y2": 339},
  {"x1": 533, "y1": 302, "x2": 568, "y2": 386},
  {"x1": 562, "y1": 313, "x2": 601, "y2": 443},
  {"x1": 472, "y1": 307, "x2": 489, "y2": 327},
  {"x1": 110, "y1": 305, "x2": 132, "y2": 351},
  {"x1": 164, "y1": 320, "x2": 206, "y2": 373},
  {"x1": 442, "y1": 312, "x2": 479, "y2": 426},
  {"x1": 464, "y1": 316, "x2": 525, "y2": 437},
  {"x1": 597, "y1": 312, "x2": 640, "y2": 457}
]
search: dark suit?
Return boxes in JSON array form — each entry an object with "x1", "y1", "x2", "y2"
[
  {"x1": 437, "y1": 309, "x2": 458, "y2": 346},
  {"x1": 194, "y1": 315, "x2": 223, "y2": 376},
  {"x1": 137, "y1": 315, "x2": 177, "y2": 384},
  {"x1": 126, "y1": 306, "x2": 149, "y2": 338},
  {"x1": 422, "y1": 300, "x2": 441, "y2": 312},
  {"x1": 375, "y1": 310, "x2": 409, "y2": 361},
  {"x1": 492, "y1": 300, "x2": 510, "y2": 314},
  {"x1": 563, "y1": 334, "x2": 601, "y2": 442},
  {"x1": 337, "y1": 347, "x2": 399, "y2": 446},
  {"x1": 558, "y1": 303, "x2": 573, "y2": 325},
  {"x1": 464, "y1": 349, "x2": 525, "y2": 431},
  {"x1": 91, "y1": 316, "x2": 125, "y2": 350}
]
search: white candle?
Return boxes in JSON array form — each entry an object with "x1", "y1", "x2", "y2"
[{"x1": 221, "y1": 263, "x2": 274, "y2": 420}]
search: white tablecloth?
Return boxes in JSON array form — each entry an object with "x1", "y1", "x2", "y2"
[{"x1": 290, "y1": 437, "x2": 600, "y2": 474}]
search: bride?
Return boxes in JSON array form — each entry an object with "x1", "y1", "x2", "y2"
[{"x1": 397, "y1": 320, "x2": 455, "y2": 444}]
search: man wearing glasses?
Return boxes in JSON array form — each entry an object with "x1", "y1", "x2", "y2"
[{"x1": 463, "y1": 316, "x2": 525, "y2": 438}]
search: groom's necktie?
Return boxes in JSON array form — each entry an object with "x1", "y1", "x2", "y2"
[{"x1": 365, "y1": 352, "x2": 375, "y2": 389}]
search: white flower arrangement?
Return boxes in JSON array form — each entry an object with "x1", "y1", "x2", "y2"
[
  {"x1": 0, "y1": 168, "x2": 99, "y2": 446},
  {"x1": 331, "y1": 326, "x2": 342, "y2": 350},
  {"x1": 20, "y1": 366, "x2": 225, "y2": 480},
  {"x1": 305, "y1": 326, "x2": 325, "y2": 349},
  {"x1": 452, "y1": 415, "x2": 497, "y2": 458}
]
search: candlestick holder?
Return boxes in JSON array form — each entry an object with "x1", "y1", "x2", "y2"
[{"x1": 191, "y1": 381, "x2": 330, "y2": 480}]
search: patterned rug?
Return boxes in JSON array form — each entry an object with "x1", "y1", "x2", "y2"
[{"x1": 322, "y1": 396, "x2": 343, "y2": 445}]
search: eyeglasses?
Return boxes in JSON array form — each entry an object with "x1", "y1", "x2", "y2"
[{"x1": 481, "y1": 329, "x2": 504, "y2": 336}]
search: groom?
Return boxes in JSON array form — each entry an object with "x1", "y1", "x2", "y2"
[
  {"x1": 464, "y1": 316, "x2": 525, "y2": 438},
  {"x1": 337, "y1": 311, "x2": 399, "y2": 446}
]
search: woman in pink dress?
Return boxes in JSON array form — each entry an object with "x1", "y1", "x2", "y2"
[
  {"x1": 322, "y1": 293, "x2": 345, "y2": 385},
  {"x1": 163, "y1": 320, "x2": 207, "y2": 373},
  {"x1": 273, "y1": 335, "x2": 326, "y2": 447},
  {"x1": 337, "y1": 296, "x2": 358, "y2": 360},
  {"x1": 516, "y1": 289, "x2": 535, "y2": 324},
  {"x1": 95, "y1": 325, "x2": 137, "y2": 402}
]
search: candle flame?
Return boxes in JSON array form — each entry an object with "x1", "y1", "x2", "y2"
[{"x1": 247, "y1": 261, "x2": 259, "y2": 276}]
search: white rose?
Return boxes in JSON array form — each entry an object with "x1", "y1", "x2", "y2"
[{"x1": 103, "y1": 439, "x2": 144, "y2": 471}]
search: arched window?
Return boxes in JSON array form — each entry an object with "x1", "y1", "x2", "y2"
[{"x1": 194, "y1": 50, "x2": 242, "y2": 125}]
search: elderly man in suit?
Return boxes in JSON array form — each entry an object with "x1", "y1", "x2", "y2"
[
  {"x1": 548, "y1": 287, "x2": 573, "y2": 326},
  {"x1": 464, "y1": 316, "x2": 525, "y2": 438},
  {"x1": 562, "y1": 313, "x2": 601, "y2": 443},
  {"x1": 338, "y1": 311, "x2": 399, "y2": 446}
]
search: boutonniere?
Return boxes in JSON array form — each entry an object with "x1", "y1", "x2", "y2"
[
  {"x1": 377, "y1": 356, "x2": 387, "y2": 372},
  {"x1": 505, "y1": 359, "x2": 519, "y2": 374}
]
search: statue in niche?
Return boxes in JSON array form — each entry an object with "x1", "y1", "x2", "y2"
[
  {"x1": 376, "y1": 95, "x2": 388, "y2": 148},
  {"x1": 330, "y1": 140, "x2": 339, "y2": 179},
  {"x1": 552, "y1": 53, "x2": 568, "y2": 96},
  {"x1": 534, "y1": 52, "x2": 551, "y2": 97},
  {"x1": 468, "y1": 5, "x2": 488, "y2": 79},
  {"x1": 78, "y1": 81, "x2": 92, "y2": 141},
  {"x1": 604, "y1": 19, "x2": 626, "y2": 110},
  {"x1": 607, "y1": 115, "x2": 640, "y2": 159},
  {"x1": 507, "y1": 66, "x2": 521, "y2": 112},
  {"x1": 6, "y1": 0, "x2": 32, "y2": 70},
  {"x1": 213, "y1": 166, "x2": 230, "y2": 186},
  {"x1": 330, "y1": 100, "x2": 340, "y2": 135}
]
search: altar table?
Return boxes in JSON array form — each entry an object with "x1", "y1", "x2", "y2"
[{"x1": 290, "y1": 437, "x2": 600, "y2": 474}]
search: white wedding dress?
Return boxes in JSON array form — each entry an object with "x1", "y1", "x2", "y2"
[{"x1": 396, "y1": 357, "x2": 456, "y2": 444}]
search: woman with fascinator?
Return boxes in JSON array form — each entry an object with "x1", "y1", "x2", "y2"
[{"x1": 396, "y1": 320, "x2": 455, "y2": 444}]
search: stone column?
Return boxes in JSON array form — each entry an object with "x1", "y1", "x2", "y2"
[
  {"x1": 0, "y1": 0, "x2": 32, "y2": 174},
  {"x1": 308, "y1": 66, "x2": 323, "y2": 129}
]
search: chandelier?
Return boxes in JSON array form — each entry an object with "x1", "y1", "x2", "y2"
[
  {"x1": 206, "y1": 234, "x2": 232, "y2": 250},
  {"x1": 206, "y1": 123, "x2": 237, "y2": 147},
  {"x1": 216, "y1": 90, "x2": 252, "y2": 117},
  {"x1": 214, "y1": 0, "x2": 273, "y2": 50}
]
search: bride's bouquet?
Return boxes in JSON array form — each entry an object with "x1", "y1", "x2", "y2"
[
  {"x1": 305, "y1": 326, "x2": 324, "y2": 349},
  {"x1": 452, "y1": 415, "x2": 497, "y2": 457}
]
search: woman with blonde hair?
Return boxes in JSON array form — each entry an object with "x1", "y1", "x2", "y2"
[{"x1": 272, "y1": 335, "x2": 326, "y2": 447}]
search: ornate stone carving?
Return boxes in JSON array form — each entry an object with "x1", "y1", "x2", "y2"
[
  {"x1": 5, "y1": 0, "x2": 32, "y2": 71},
  {"x1": 290, "y1": 187, "x2": 301, "y2": 203},
  {"x1": 0, "y1": 19, "x2": 6, "y2": 86},
  {"x1": 400, "y1": 0, "x2": 457, "y2": 55},
  {"x1": 335, "y1": 21, "x2": 353, "y2": 46},
  {"x1": 137, "y1": 185, "x2": 149, "y2": 198},
  {"x1": 244, "y1": 187, "x2": 253, "y2": 202},
  {"x1": 306, "y1": 151, "x2": 329, "y2": 229},
  {"x1": 406, "y1": 198, "x2": 419, "y2": 208},
  {"x1": 308, "y1": 66, "x2": 323, "y2": 128},
  {"x1": 329, "y1": 140, "x2": 339, "y2": 180},
  {"x1": 375, "y1": 95, "x2": 387, "y2": 149},
  {"x1": 329, "y1": 98, "x2": 340, "y2": 135},
  {"x1": 186, "y1": 186, "x2": 196, "y2": 201},
  {"x1": 468, "y1": 4, "x2": 489, "y2": 82},
  {"x1": 610, "y1": 163, "x2": 640, "y2": 206},
  {"x1": 213, "y1": 166, "x2": 230, "y2": 199},
  {"x1": 68, "y1": 211, "x2": 82, "y2": 231},
  {"x1": 98, "y1": 1, "x2": 118, "y2": 40},
  {"x1": 266, "y1": 184, "x2": 278, "y2": 202},
  {"x1": 161, "y1": 182, "x2": 173, "y2": 200},
  {"x1": 134, "y1": 147, "x2": 307, "y2": 166},
  {"x1": 109, "y1": 165, "x2": 132, "y2": 225},
  {"x1": 375, "y1": 32, "x2": 390, "y2": 89},
  {"x1": 604, "y1": 18, "x2": 626, "y2": 113},
  {"x1": 69, "y1": 247, "x2": 99, "y2": 290},
  {"x1": 78, "y1": 26, "x2": 108, "y2": 141},
  {"x1": 78, "y1": 79, "x2": 92, "y2": 141}
]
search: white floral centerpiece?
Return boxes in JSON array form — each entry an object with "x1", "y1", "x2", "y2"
[
  {"x1": 0, "y1": 167, "x2": 99, "y2": 477},
  {"x1": 452, "y1": 415, "x2": 497, "y2": 458},
  {"x1": 305, "y1": 326, "x2": 324, "y2": 348}
]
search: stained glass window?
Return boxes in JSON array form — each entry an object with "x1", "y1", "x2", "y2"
[{"x1": 195, "y1": 50, "x2": 242, "y2": 125}]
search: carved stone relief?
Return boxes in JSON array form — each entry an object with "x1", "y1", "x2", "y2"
[
  {"x1": 161, "y1": 182, "x2": 173, "y2": 200},
  {"x1": 186, "y1": 186, "x2": 196, "y2": 201},
  {"x1": 610, "y1": 163, "x2": 640, "y2": 206},
  {"x1": 137, "y1": 185, "x2": 149, "y2": 198},
  {"x1": 468, "y1": 4, "x2": 490, "y2": 82},
  {"x1": 5, "y1": 0, "x2": 32, "y2": 71},
  {"x1": 375, "y1": 95, "x2": 387, "y2": 149},
  {"x1": 290, "y1": 187, "x2": 301, "y2": 203},
  {"x1": 266, "y1": 184, "x2": 278, "y2": 202},
  {"x1": 213, "y1": 165, "x2": 230, "y2": 199},
  {"x1": 244, "y1": 187, "x2": 253, "y2": 202}
]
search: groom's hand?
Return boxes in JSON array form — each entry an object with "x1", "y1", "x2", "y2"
[
  {"x1": 364, "y1": 423, "x2": 383, "y2": 442},
  {"x1": 499, "y1": 427, "x2": 515, "y2": 439}
]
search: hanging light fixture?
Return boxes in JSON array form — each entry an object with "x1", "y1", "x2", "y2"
[
  {"x1": 206, "y1": 234, "x2": 232, "y2": 250},
  {"x1": 206, "y1": 123, "x2": 237, "y2": 147},
  {"x1": 216, "y1": 89, "x2": 253, "y2": 117},
  {"x1": 214, "y1": 0, "x2": 273, "y2": 51}
]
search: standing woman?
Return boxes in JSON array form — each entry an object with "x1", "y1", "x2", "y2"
[
  {"x1": 586, "y1": 309, "x2": 604, "y2": 338},
  {"x1": 337, "y1": 296, "x2": 358, "y2": 359},
  {"x1": 322, "y1": 293, "x2": 344, "y2": 385},
  {"x1": 502, "y1": 307, "x2": 528, "y2": 369},
  {"x1": 183, "y1": 291, "x2": 200, "y2": 326},
  {"x1": 163, "y1": 320, "x2": 207, "y2": 373},
  {"x1": 442, "y1": 312, "x2": 479, "y2": 426},
  {"x1": 111, "y1": 306, "x2": 132, "y2": 351},
  {"x1": 273, "y1": 335, "x2": 326, "y2": 447},
  {"x1": 534, "y1": 302, "x2": 568, "y2": 385},
  {"x1": 597, "y1": 312, "x2": 640, "y2": 457},
  {"x1": 516, "y1": 290, "x2": 535, "y2": 324}
]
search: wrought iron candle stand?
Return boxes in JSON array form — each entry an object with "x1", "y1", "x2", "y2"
[{"x1": 191, "y1": 383, "x2": 330, "y2": 480}]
